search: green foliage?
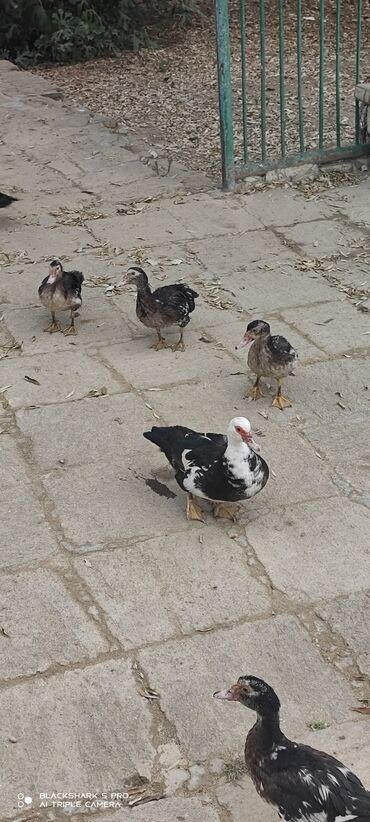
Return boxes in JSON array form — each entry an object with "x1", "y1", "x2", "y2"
[{"x1": 0, "y1": 0, "x2": 205, "y2": 65}]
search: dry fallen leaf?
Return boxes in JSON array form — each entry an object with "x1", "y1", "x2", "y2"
[
  {"x1": 351, "y1": 706, "x2": 370, "y2": 715},
  {"x1": 87, "y1": 386, "x2": 108, "y2": 397},
  {"x1": 24, "y1": 375, "x2": 40, "y2": 385},
  {"x1": 139, "y1": 688, "x2": 160, "y2": 701},
  {"x1": 144, "y1": 402, "x2": 160, "y2": 419}
]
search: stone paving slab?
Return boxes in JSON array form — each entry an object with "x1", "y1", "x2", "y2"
[
  {"x1": 319, "y1": 179, "x2": 370, "y2": 227},
  {"x1": 0, "y1": 349, "x2": 124, "y2": 408},
  {"x1": 279, "y1": 219, "x2": 368, "y2": 258},
  {"x1": 74, "y1": 530, "x2": 270, "y2": 646},
  {"x1": 234, "y1": 188, "x2": 336, "y2": 226},
  {"x1": 0, "y1": 483, "x2": 59, "y2": 569},
  {"x1": 169, "y1": 193, "x2": 264, "y2": 235},
  {"x1": 92, "y1": 797, "x2": 220, "y2": 822},
  {"x1": 304, "y1": 413, "x2": 370, "y2": 493},
  {"x1": 246, "y1": 498, "x2": 370, "y2": 601},
  {"x1": 282, "y1": 355, "x2": 370, "y2": 423},
  {"x1": 316, "y1": 592, "x2": 370, "y2": 677},
  {"x1": 16, "y1": 393, "x2": 157, "y2": 469},
  {"x1": 45, "y1": 452, "x2": 186, "y2": 548},
  {"x1": 4, "y1": 302, "x2": 133, "y2": 354},
  {"x1": 281, "y1": 299, "x2": 370, "y2": 354},
  {"x1": 192, "y1": 229, "x2": 294, "y2": 270},
  {"x1": 216, "y1": 264, "x2": 341, "y2": 314},
  {"x1": 0, "y1": 567, "x2": 108, "y2": 678},
  {"x1": 100, "y1": 337, "x2": 234, "y2": 390},
  {"x1": 0, "y1": 659, "x2": 155, "y2": 819},
  {"x1": 1, "y1": 60, "x2": 370, "y2": 822},
  {"x1": 0, "y1": 435, "x2": 31, "y2": 488}
]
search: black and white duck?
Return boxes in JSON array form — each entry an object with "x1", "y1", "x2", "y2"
[
  {"x1": 143, "y1": 416, "x2": 269, "y2": 521},
  {"x1": 214, "y1": 675, "x2": 370, "y2": 822},
  {"x1": 0, "y1": 192, "x2": 18, "y2": 208},
  {"x1": 237, "y1": 320, "x2": 298, "y2": 410},
  {"x1": 120, "y1": 266, "x2": 198, "y2": 351},
  {"x1": 38, "y1": 258, "x2": 84, "y2": 335}
]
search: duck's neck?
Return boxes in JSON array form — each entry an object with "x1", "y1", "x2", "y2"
[
  {"x1": 251, "y1": 711, "x2": 284, "y2": 749},
  {"x1": 225, "y1": 437, "x2": 252, "y2": 464},
  {"x1": 136, "y1": 277, "x2": 152, "y2": 297},
  {"x1": 254, "y1": 333, "x2": 270, "y2": 352}
]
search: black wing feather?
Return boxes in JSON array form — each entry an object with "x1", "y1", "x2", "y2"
[
  {"x1": 0, "y1": 192, "x2": 18, "y2": 208},
  {"x1": 268, "y1": 334, "x2": 296, "y2": 364},
  {"x1": 61, "y1": 270, "x2": 84, "y2": 300},
  {"x1": 38, "y1": 274, "x2": 50, "y2": 297},
  {"x1": 152, "y1": 283, "x2": 198, "y2": 315},
  {"x1": 143, "y1": 425, "x2": 226, "y2": 474},
  {"x1": 261, "y1": 742, "x2": 370, "y2": 820}
]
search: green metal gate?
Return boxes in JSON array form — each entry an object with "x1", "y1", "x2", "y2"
[{"x1": 215, "y1": 0, "x2": 369, "y2": 189}]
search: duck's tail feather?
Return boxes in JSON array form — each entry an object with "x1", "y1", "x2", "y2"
[{"x1": 0, "y1": 192, "x2": 18, "y2": 208}]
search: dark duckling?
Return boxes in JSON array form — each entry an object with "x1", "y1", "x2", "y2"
[
  {"x1": 38, "y1": 258, "x2": 84, "y2": 335},
  {"x1": 120, "y1": 266, "x2": 198, "y2": 351},
  {"x1": 214, "y1": 675, "x2": 370, "y2": 821},
  {"x1": 237, "y1": 320, "x2": 298, "y2": 410},
  {"x1": 143, "y1": 416, "x2": 268, "y2": 522}
]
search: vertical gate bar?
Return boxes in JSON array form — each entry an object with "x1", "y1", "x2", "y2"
[
  {"x1": 278, "y1": 0, "x2": 286, "y2": 156},
  {"x1": 335, "y1": 0, "x2": 341, "y2": 146},
  {"x1": 215, "y1": 0, "x2": 235, "y2": 189},
  {"x1": 239, "y1": 0, "x2": 249, "y2": 162},
  {"x1": 296, "y1": 0, "x2": 305, "y2": 152},
  {"x1": 259, "y1": 0, "x2": 267, "y2": 160},
  {"x1": 355, "y1": 0, "x2": 362, "y2": 142},
  {"x1": 319, "y1": 0, "x2": 325, "y2": 148}
]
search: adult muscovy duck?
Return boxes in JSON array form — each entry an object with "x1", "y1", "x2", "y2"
[
  {"x1": 214, "y1": 675, "x2": 370, "y2": 821},
  {"x1": 236, "y1": 320, "x2": 298, "y2": 410},
  {"x1": 0, "y1": 192, "x2": 18, "y2": 208},
  {"x1": 39, "y1": 258, "x2": 84, "y2": 335},
  {"x1": 143, "y1": 416, "x2": 269, "y2": 521},
  {"x1": 120, "y1": 266, "x2": 198, "y2": 351}
]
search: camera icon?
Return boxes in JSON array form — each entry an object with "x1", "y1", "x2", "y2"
[{"x1": 17, "y1": 793, "x2": 32, "y2": 808}]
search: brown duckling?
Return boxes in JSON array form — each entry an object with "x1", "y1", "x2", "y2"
[
  {"x1": 237, "y1": 320, "x2": 298, "y2": 410},
  {"x1": 214, "y1": 675, "x2": 370, "y2": 822},
  {"x1": 38, "y1": 259, "x2": 84, "y2": 335},
  {"x1": 120, "y1": 266, "x2": 198, "y2": 351}
]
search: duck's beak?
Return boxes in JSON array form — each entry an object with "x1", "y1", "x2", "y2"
[
  {"x1": 213, "y1": 683, "x2": 241, "y2": 702},
  {"x1": 119, "y1": 272, "x2": 130, "y2": 287},
  {"x1": 241, "y1": 429, "x2": 261, "y2": 453},
  {"x1": 235, "y1": 332, "x2": 253, "y2": 350}
]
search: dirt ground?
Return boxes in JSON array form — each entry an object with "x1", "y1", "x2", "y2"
[{"x1": 34, "y1": 0, "x2": 370, "y2": 180}]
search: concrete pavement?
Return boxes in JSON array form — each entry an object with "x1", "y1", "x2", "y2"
[{"x1": 0, "y1": 59, "x2": 370, "y2": 821}]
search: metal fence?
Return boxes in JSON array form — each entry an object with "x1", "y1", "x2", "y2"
[{"x1": 215, "y1": 0, "x2": 369, "y2": 189}]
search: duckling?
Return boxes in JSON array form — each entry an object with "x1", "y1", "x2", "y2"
[
  {"x1": 120, "y1": 266, "x2": 198, "y2": 351},
  {"x1": 38, "y1": 259, "x2": 84, "y2": 335},
  {"x1": 143, "y1": 416, "x2": 269, "y2": 522},
  {"x1": 214, "y1": 675, "x2": 370, "y2": 822},
  {"x1": 237, "y1": 320, "x2": 298, "y2": 410}
]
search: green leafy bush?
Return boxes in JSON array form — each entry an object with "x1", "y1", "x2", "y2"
[{"x1": 0, "y1": 0, "x2": 206, "y2": 65}]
